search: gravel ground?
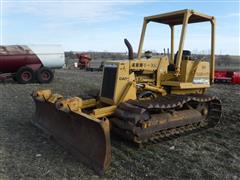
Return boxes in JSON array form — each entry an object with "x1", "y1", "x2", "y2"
[{"x1": 0, "y1": 69, "x2": 240, "y2": 179}]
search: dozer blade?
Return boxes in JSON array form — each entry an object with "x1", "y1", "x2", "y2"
[{"x1": 32, "y1": 90, "x2": 111, "y2": 175}]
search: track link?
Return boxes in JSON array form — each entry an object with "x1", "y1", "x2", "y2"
[{"x1": 110, "y1": 94, "x2": 222, "y2": 146}]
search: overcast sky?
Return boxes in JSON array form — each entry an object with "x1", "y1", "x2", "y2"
[{"x1": 1, "y1": 0, "x2": 240, "y2": 55}]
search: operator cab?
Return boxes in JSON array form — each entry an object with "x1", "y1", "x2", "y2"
[{"x1": 137, "y1": 9, "x2": 216, "y2": 83}]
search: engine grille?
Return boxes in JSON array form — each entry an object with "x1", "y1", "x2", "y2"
[{"x1": 101, "y1": 66, "x2": 117, "y2": 99}]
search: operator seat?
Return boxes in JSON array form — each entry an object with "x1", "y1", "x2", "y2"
[{"x1": 168, "y1": 50, "x2": 191, "y2": 71}]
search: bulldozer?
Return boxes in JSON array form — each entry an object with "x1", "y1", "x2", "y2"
[{"x1": 32, "y1": 9, "x2": 222, "y2": 174}]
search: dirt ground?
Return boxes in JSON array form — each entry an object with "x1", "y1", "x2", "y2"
[{"x1": 0, "y1": 69, "x2": 240, "y2": 179}]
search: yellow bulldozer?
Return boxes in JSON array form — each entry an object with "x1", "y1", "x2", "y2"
[{"x1": 32, "y1": 9, "x2": 222, "y2": 174}]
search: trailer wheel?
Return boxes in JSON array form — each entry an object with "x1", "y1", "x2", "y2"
[
  {"x1": 16, "y1": 66, "x2": 34, "y2": 84},
  {"x1": 36, "y1": 67, "x2": 54, "y2": 83}
]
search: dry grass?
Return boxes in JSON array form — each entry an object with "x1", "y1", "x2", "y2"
[{"x1": 0, "y1": 69, "x2": 240, "y2": 179}]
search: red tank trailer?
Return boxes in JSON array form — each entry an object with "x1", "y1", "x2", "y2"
[
  {"x1": 76, "y1": 53, "x2": 91, "y2": 69},
  {"x1": 214, "y1": 70, "x2": 240, "y2": 84},
  {"x1": 0, "y1": 45, "x2": 65, "y2": 84}
]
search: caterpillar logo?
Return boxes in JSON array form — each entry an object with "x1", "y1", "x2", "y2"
[{"x1": 119, "y1": 77, "x2": 128, "y2": 80}]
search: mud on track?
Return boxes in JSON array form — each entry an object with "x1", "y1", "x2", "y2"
[{"x1": 0, "y1": 69, "x2": 240, "y2": 179}]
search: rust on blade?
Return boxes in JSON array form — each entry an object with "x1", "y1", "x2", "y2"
[{"x1": 32, "y1": 93, "x2": 112, "y2": 175}]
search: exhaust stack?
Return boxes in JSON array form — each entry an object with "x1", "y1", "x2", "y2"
[{"x1": 124, "y1": 39, "x2": 134, "y2": 60}]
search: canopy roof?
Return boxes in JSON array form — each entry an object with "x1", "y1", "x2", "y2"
[{"x1": 145, "y1": 9, "x2": 214, "y2": 25}]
